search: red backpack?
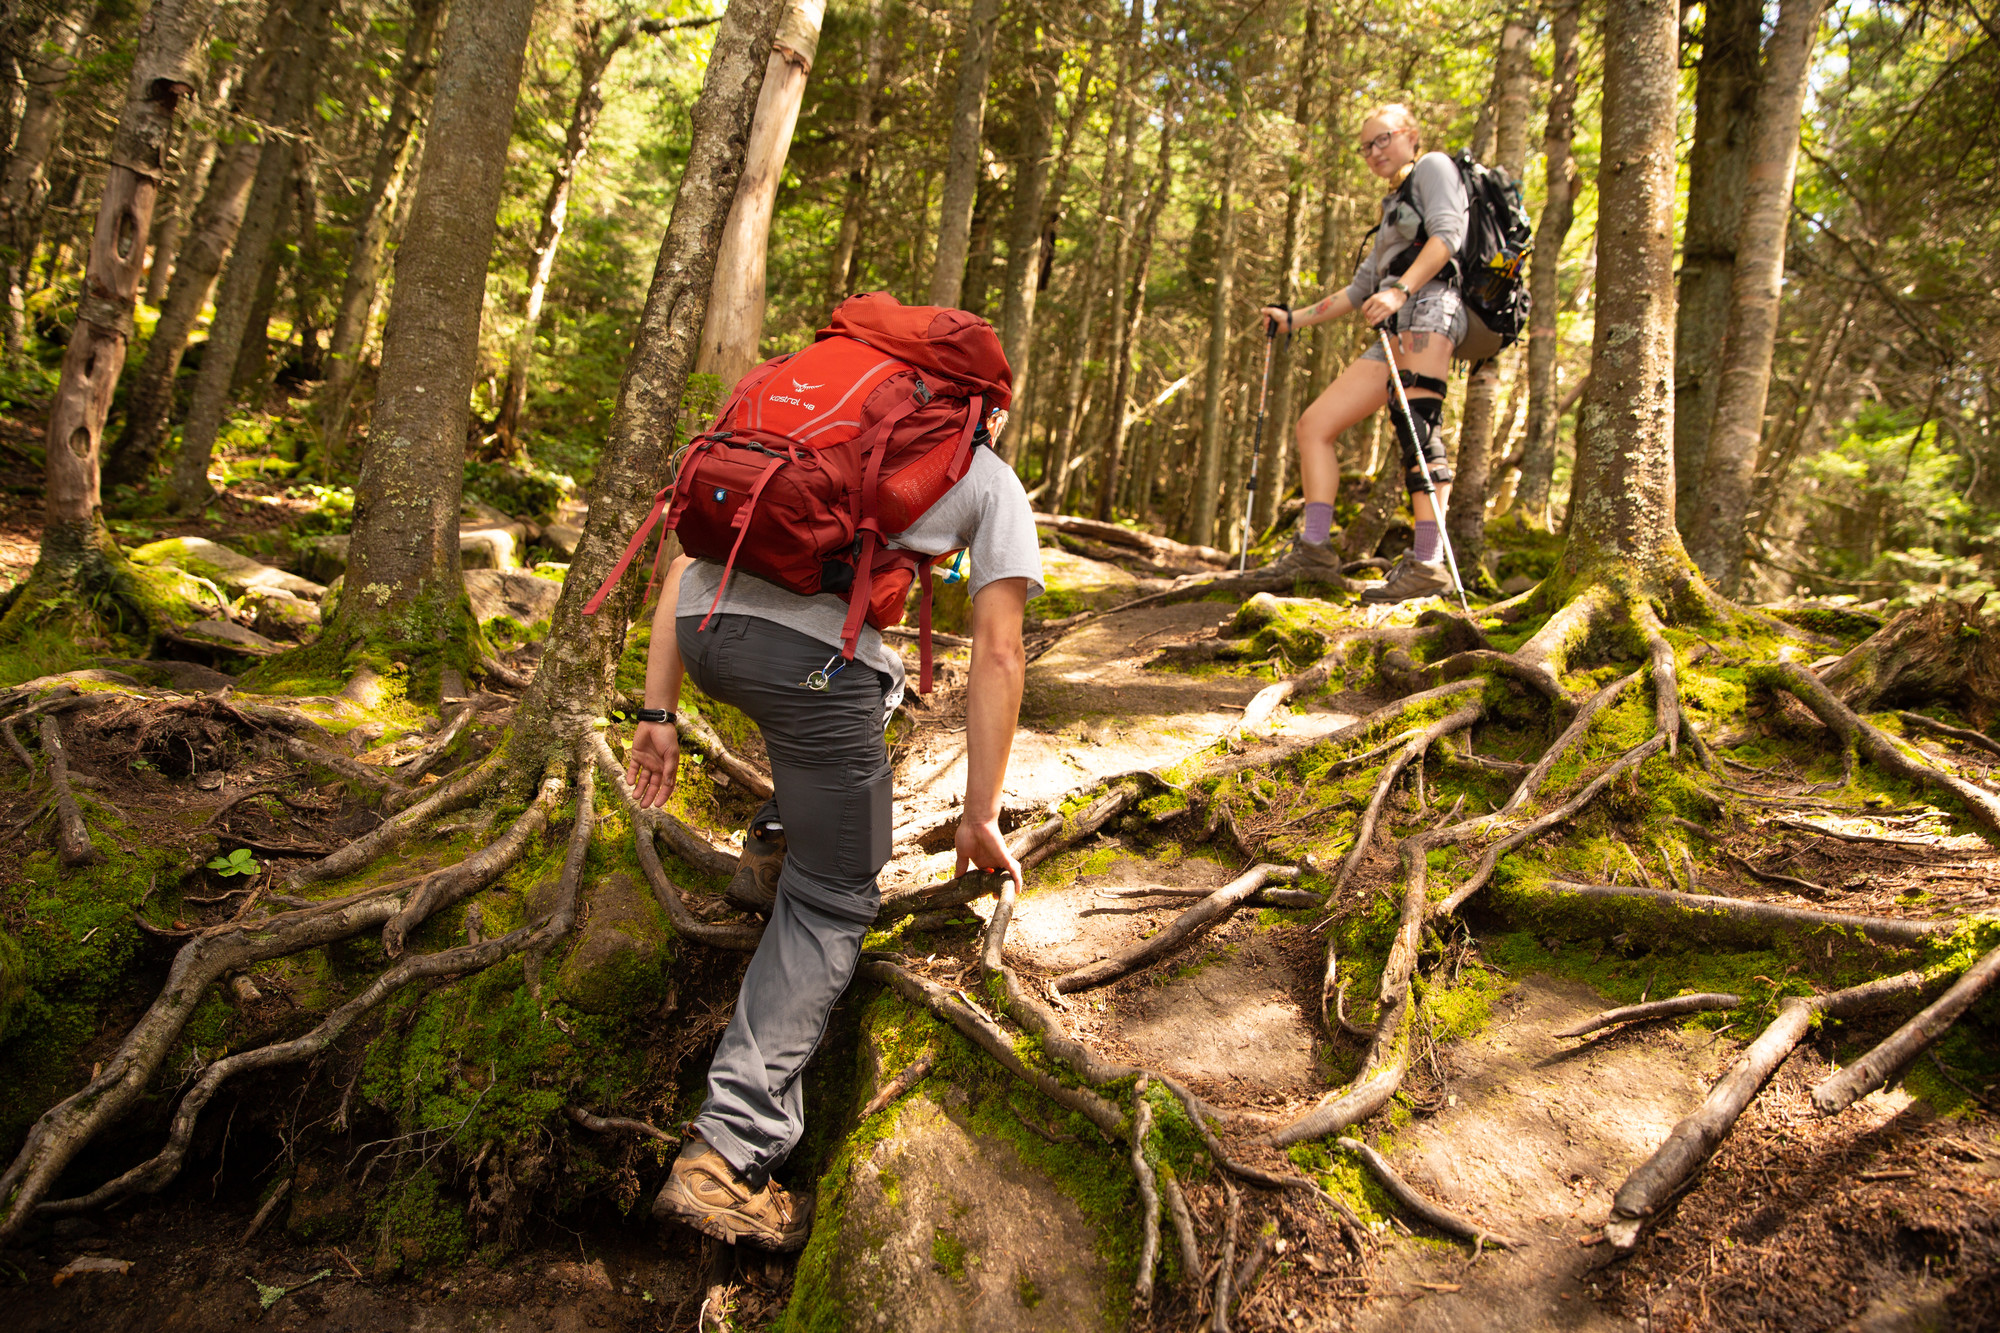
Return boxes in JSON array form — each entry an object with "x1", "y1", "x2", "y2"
[{"x1": 585, "y1": 293, "x2": 1012, "y2": 692}]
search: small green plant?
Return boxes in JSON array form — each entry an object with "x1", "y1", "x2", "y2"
[{"x1": 207, "y1": 848, "x2": 260, "y2": 877}]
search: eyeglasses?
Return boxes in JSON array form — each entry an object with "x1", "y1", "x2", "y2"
[{"x1": 1357, "y1": 129, "x2": 1403, "y2": 157}]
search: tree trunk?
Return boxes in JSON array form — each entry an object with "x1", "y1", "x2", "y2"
[
  {"x1": 927, "y1": 0, "x2": 1000, "y2": 308},
  {"x1": 995, "y1": 41, "x2": 1061, "y2": 449},
  {"x1": 694, "y1": 0, "x2": 825, "y2": 391},
  {"x1": 0, "y1": 4, "x2": 91, "y2": 361},
  {"x1": 1086, "y1": 89, "x2": 1141, "y2": 514},
  {"x1": 508, "y1": 0, "x2": 784, "y2": 766},
  {"x1": 1255, "y1": 6, "x2": 1322, "y2": 536},
  {"x1": 1685, "y1": 0, "x2": 1830, "y2": 594},
  {"x1": 106, "y1": 0, "x2": 291, "y2": 488},
  {"x1": 1189, "y1": 129, "x2": 1239, "y2": 550},
  {"x1": 1097, "y1": 114, "x2": 1172, "y2": 520},
  {"x1": 1308, "y1": 187, "x2": 1342, "y2": 392},
  {"x1": 230, "y1": 159, "x2": 292, "y2": 393},
  {"x1": 307, "y1": 0, "x2": 442, "y2": 470},
  {"x1": 165, "y1": 0, "x2": 331, "y2": 514},
  {"x1": 495, "y1": 18, "x2": 633, "y2": 454},
  {"x1": 1515, "y1": 0, "x2": 1581, "y2": 527},
  {"x1": 142, "y1": 64, "x2": 235, "y2": 306},
  {"x1": 1561, "y1": 0, "x2": 1690, "y2": 582},
  {"x1": 288, "y1": 140, "x2": 323, "y2": 378},
  {"x1": 1446, "y1": 10, "x2": 1534, "y2": 578},
  {"x1": 0, "y1": 0, "x2": 215, "y2": 641},
  {"x1": 313, "y1": 0, "x2": 537, "y2": 690},
  {"x1": 1671, "y1": 0, "x2": 1762, "y2": 524},
  {"x1": 822, "y1": 0, "x2": 888, "y2": 307}
]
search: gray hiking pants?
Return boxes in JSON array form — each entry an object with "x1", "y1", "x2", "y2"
[{"x1": 678, "y1": 614, "x2": 894, "y2": 1189}]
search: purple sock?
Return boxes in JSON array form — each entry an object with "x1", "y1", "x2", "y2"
[
  {"x1": 1302, "y1": 502, "x2": 1335, "y2": 546},
  {"x1": 1412, "y1": 519, "x2": 1441, "y2": 563}
]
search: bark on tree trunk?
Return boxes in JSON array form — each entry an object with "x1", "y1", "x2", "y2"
[
  {"x1": 0, "y1": 4, "x2": 91, "y2": 361},
  {"x1": 314, "y1": 0, "x2": 537, "y2": 688},
  {"x1": 496, "y1": 16, "x2": 634, "y2": 454},
  {"x1": 1189, "y1": 128, "x2": 1239, "y2": 550},
  {"x1": 1686, "y1": 0, "x2": 1830, "y2": 595},
  {"x1": 926, "y1": 0, "x2": 1000, "y2": 308},
  {"x1": 508, "y1": 0, "x2": 783, "y2": 767},
  {"x1": 229, "y1": 160, "x2": 292, "y2": 393},
  {"x1": 165, "y1": 0, "x2": 331, "y2": 514},
  {"x1": 1086, "y1": 89, "x2": 1141, "y2": 514},
  {"x1": 142, "y1": 64, "x2": 234, "y2": 306},
  {"x1": 0, "y1": 0, "x2": 215, "y2": 642},
  {"x1": 694, "y1": 0, "x2": 824, "y2": 391},
  {"x1": 307, "y1": 0, "x2": 442, "y2": 470},
  {"x1": 1097, "y1": 114, "x2": 1171, "y2": 520},
  {"x1": 822, "y1": 0, "x2": 888, "y2": 307},
  {"x1": 995, "y1": 41, "x2": 1061, "y2": 453},
  {"x1": 1446, "y1": 10, "x2": 1533, "y2": 578},
  {"x1": 1254, "y1": 11, "x2": 1321, "y2": 537},
  {"x1": 1562, "y1": 0, "x2": 1691, "y2": 582},
  {"x1": 106, "y1": 0, "x2": 291, "y2": 488},
  {"x1": 1515, "y1": 0, "x2": 1581, "y2": 526},
  {"x1": 1671, "y1": 0, "x2": 1763, "y2": 526}
]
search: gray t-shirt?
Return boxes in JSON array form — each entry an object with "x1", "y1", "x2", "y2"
[
  {"x1": 677, "y1": 446, "x2": 1044, "y2": 709},
  {"x1": 1344, "y1": 151, "x2": 1470, "y2": 308}
]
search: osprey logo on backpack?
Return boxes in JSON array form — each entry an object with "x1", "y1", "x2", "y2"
[{"x1": 584, "y1": 293, "x2": 1014, "y2": 694}]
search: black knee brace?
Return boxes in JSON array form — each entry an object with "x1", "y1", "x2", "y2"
[{"x1": 1395, "y1": 394, "x2": 1451, "y2": 494}]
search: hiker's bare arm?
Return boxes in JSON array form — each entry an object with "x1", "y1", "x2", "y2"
[
  {"x1": 1261, "y1": 290, "x2": 1353, "y2": 334},
  {"x1": 630, "y1": 554, "x2": 693, "y2": 809},
  {"x1": 1358, "y1": 236, "x2": 1455, "y2": 327},
  {"x1": 956, "y1": 576, "x2": 1029, "y2": 891}
]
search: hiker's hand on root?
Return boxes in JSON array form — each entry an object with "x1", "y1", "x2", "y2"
[
  {"x1": 955, "y1": 816, "x2": 1021, "y2": 896},
  {"x1": 1360, "y1": 286, "x2": 1407, "y2": 327},
  {"x1": 628, "y1": 720, "x2": 679, "y2": 808}
]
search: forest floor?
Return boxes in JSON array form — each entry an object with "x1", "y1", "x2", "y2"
[{"x1": 1, "y1": 451, "x2": 1996, "y2": 1331}]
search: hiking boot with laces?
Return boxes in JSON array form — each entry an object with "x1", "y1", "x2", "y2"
[
  {"x1": 654, "y1": 1138, "x2": 814, "y2": 1251},
  {"x1": 1360, "y1": 554, "x2": 1452, "y2": 604},
  {"x1": 1262, "y1": 536, "x2": 1347, "y2": 582},
  {"x1": 724, "y1": 824, "x2": 785, "y2": 916}
]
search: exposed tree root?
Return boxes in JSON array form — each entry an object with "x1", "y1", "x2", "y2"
[
  {"x1": 2, "y1": 714, "x2": 34, "y2": 770},
  {"x1": 1131, "y1": 1075, "x2": 1161, "y2": 1309},
  {"x1": 1162, "y1": 1171, "x2": 1205, "y2": 1281},
  {"x1": 1335, "y1": 1136, "x2": 1521, "y2": 1250},
  {"x1": 1894, "y1": 709, "x2": 2000, "y2": 760},
  {"x1": 289, "y1": 749, "x2": 503, "y2": 889},
  {"x1": 1765, "y1": 658, "x2": 2000, "y2": 836},
  {"x1": 38, "y1": 716, "x2": 95, "y2": 866},
  {"x1": 382, "y1": 769, "x2": 566, "y2": 957},
  {"x1": 1054, "y1": 864, "x2": 1301, "y2": 993},
  {"x1": 1330, "y1": 703, "x2": 1485, "y2": 891},
  {"x1": 1494, "y1": 671, "x2": 1640, "y2": 820},
  {"x1": 1553, "y1": 993, "x2": 1742, "y2": 1038},
  {"x1": 1529, "y1": 880, "x2": 1945, "y2": 948},
  {"x1": 1212, "y1": 1180, "x2": 1241, "y2": 1333},
  {"x1": 1209, "y1": 679, "x2": 1484, "y2": 785},
  {"x1": 1604, "y1": 968, "x2": 1937, "y2": 1250},
  {"x1": 280, "y1": 734, "x2": 404, "y2": 795},
  {"x1": 676, "y1": 710, "x2": 774, "y2": 799},
  {"x1": 526, "y1": 743, "x2": 597, "y2": 994},
  {"x1": 566, "y1": 1105, "x2": 676, "y2": 1144},
  {"x1": 399, "y1": 703, "x2": 476, "y2": 782},
  {"x1": 1811, "y1": 941, "x2": 2000, "y2": 1115}
]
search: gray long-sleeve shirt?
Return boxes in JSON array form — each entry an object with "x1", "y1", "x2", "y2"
[{"x1": 1343, "y1": 151, "x2": 1469, "y2": 308}]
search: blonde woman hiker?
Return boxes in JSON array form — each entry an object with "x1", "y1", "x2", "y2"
[{"x1": 1260, "y1": 102, "x2": 1467, "y2": 602}]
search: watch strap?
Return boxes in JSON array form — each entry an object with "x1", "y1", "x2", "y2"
[{"x1": 636, "y1": 707, "x2": 676, "y2": 724}]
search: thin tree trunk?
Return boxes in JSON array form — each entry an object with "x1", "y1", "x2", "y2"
[
  {"x1": 1097, "y1": 114, "x2": 1172, "y2": 520},
  {"x1": 996, "y1": 40, "x2": 1061, "y2": 450},
  {"x1": 165, "y1": 0, "x2": 332, "y2": 513},
  {"x1": 107, "y1": 0, "x2": 290, "y2": 487},
  {"x1": 143, "y1": 64, "x2": 234, "y2": 306},
  {"x1": 496, "y1": 18, "x2": 633, "y2": 454},
  {"x1": 1562, "y1": 0, "x2": 1690, "y2": 581},
  {"x1": 1308, "y1": 187, "x2": 1342, "y2": 391},
  {"x1": 1671, "y1": 0, "x2": 1762, "y2": 524},
  {"x1": 823, "y1": 0, "x2": 888, "y2": 306},
  {"x1": 289, "y1": 140, "x2": 323, "y2": 378},
  {"x1": 1189, "y1": 128, "x2": 1239, "y2": 549},
  {"x1": 1447, "y1": 9, "x2": 1534, "y2": 575},
  {"x1": 1045, "y1": 124, "x2": 1120, "y2": 511},
  {"x1": 509, "y1": 0, "x2": 784, "y2": 767},
  {"x1": 317, "y1": 0, "x2": 538, "y2": 690},
  {"x1": 927, "y1": 0, "x2": 1000, "y2": 307},
  {"x1": 230, "y1": 160, "x2": 292, "y2": 393},
  {"x1": 695, "y1": 0, "x2": 825, "y2": 391},
  {"x1": 0, "y1": 0, "x2": 214, "y2": 640},
  {"x1": 0, "y1": 4, "x2": 90, "y2": 361},
  {"x1": 1515, "y1": 0, "x2": 1581, "y2": 527},
  {"x1": 1686, "y1": 0, "x2": 1830, "y2": 594},
  {"x1": 307, "y1": 0, "x2": 442, "y2": 470},
  {"x1": 1255, "y1": 8, "x2": 1322, "y2": 535},
  {"x1": 1086, "y1": 90, "x2": 1141, "y2": 513}
]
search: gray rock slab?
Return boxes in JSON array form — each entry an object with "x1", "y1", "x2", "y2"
[
  {"x1": 181, "y1": 619, "x2": 282, "y2": 656},
  {"x1": 465, "y1": 568, "x2": 561, "y2": 627},
  {"x1": 129, "y1": 535, "x2": 325, "y2": 598}
]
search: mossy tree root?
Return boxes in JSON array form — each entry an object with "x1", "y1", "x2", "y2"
[
  {"x1": 525, "y1": 741, "x2": 597, "y2": 993},
  {"x1": 382, "y1": 768, "x2": 565, "y2": 956},
  {"x1": 288, "y1": 748, "x2": 505, "y2": 889},
  {"x1": 1490, "y1": 669, "x2": 1641, "y2": 820},
  {"x1": 1553, "y1": 992, "x2": 1741, "y2": 1038},
  {"x1": 38, "y1": 716, "x2": 95, "y2": 866},
  {"x1": 1763, "y1": 658, "x2": 2000, "y2": 837},
  {"x1": 1893, "y1": 710, "x2": 2000, "y2": 761},
  {"x1": 1811, "y1": 941, "x2": 2000, "y2": 1115},
  {"x1": 1207, "y1": 679, "x2": 1484, "y2": 784},
  {"x1": 675, "y1": 710, "x2": 774, "y2": 799},
  {"x1": 400, "y1": 702, "x2": 478, "y2": 783},
  {"x1": 1334, "y1": 1137, "x2": 1521, "y2": 1250},
  {"x1": 1330, "y1": 703, "x2": 1485, "y2": 891},
  {"x1": 1530, "y1": 880, "x2": 1947, "y2": 949},
  {"x1": 1604, "y1": 968, "x2": 1937, "y2": 1250},
  {"x1": 1130, "y1": 1075, "x2": 1162, "y2": 1309}
]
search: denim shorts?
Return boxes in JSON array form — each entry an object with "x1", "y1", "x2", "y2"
[{"x1": 1360, "y1": 281, "x2": 1467, "y2": 361}]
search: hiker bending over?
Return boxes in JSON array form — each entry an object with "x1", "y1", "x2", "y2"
[
  {"x1": 1260, "y1": 101, "x2": 1466, "y2": 602},
  {"x1": 623, "y1": 335, "x2": 1042, "y2": 1249}
]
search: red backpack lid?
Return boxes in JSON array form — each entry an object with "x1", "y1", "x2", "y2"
[{"x1": 819, "y1": 292, "x2": 1013, "y2": 411}]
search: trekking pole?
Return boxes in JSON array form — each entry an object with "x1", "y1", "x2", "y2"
[
  {"x1": 1376, "y1": 325, "x2": 1472, "y2": 616},
  {"x1": 1238, "y1": 313, "x2": 1284, "y2": 571}
]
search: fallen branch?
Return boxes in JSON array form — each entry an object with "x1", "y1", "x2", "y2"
[
  {"x1": 566, "y1": 1105, "x2": 677, "y2": 1143},
  {"x1": 1033, "y1": 511, "x2": 1230, "y2": 567},
  {"x1": 1724, "y1": 849, "x2": 1831, "y2": 897},
  {"x1": 1054, "y1": 863, "x2": 1302, "y2": 994},
  {"x1": 1604, "y1": 968, "x2": 1936, "y2": 1250},
  {"x1": 1528, "y1": 880, "x2": 1945, "y2": 948},
  {"x1": 1812, "y1": 941, "x2": 2000, "y2": 1115},
  {"x1": 860, "y1": 1052, "x2": 936, "y2": 1119},
  {"x1": 39, "y1": 716, "x2": 95, "y2": 866},
  {"x1": 1553, "y1": 993, "x2": 1741, "y2": 1039}
]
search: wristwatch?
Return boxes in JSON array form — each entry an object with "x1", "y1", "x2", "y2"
[{"x1": 636, "y1": 707, "x2": 676, "y2": 724}]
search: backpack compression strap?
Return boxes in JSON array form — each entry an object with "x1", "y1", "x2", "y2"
[{"x1": 581, "y1": 486, "x2": 674, "y2": 616}]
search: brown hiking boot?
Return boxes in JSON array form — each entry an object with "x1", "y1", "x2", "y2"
[
  {"x1": 1360, "y1": 554, "x2": 1452, "y2": 604},
  {"x1": 1263, "y1": 536, "x2": 1347, "y2": 581},
  {"x1": 654, "y1": 1139, "x2": 813, "y2": 1251},
  {"x1": 724, "y1": 825, "x2": 784, "y2": 916}
]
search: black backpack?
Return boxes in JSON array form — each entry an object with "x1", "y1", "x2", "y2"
[{"x1": 1369, "y1": 149, "x2": 1534, "y2": 362}]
